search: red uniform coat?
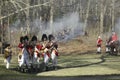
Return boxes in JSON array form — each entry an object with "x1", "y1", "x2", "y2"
[
  {"x1": 97, "y1": 38, "x2": 102, "y2": 47},
  {"x1": 111, "y1": 34, "x2": 118, "y2": 42},
  {"x1": 18, "y1": 43, "x2": 24, "y2": 49}
]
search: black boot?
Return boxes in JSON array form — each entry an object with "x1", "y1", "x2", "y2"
[
  {"x1": 54, "y1": 66, "x2": 57, "y2": 70},
  {"x1": 45, "y1": 66, "x2": 49, "y2": 71}
]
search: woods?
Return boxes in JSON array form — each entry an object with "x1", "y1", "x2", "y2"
[
  {"x1": 0, "y1": 0, "x2": 120, "y2": 46},
  {"x1": 1, "y1": 1, "x2": 120, "y2": 79}
]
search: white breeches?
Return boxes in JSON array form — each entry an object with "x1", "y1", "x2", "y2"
[
  {"x1": 106, "y1": 47, "x2": 109, "y2": 52},
  {"x1": 44, "y1": 53, "x2": 49, "y2": 65},
  {"x1": 18, "y1": 49, "x2": 29, "y2": 67},
  {"x1": 33, "y1": 52, "x2": 39, "y2": 63},
  {"x1": 18, "y1": 55, "x2": 29, "y2": 67},
  {"x1": 51, "y1": 51, "x2": 57, "y2": 66},
  {"x1": 6, "y1": 56, "x2": 11, "y2": 69},
  {"x1": 97, "y1": 47, "x2": 101, "y2": 52}
]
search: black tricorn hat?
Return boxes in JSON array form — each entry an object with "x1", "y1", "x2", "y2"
[{"x1": 41, "y1": 34, "x2": 48, "y2": 41}]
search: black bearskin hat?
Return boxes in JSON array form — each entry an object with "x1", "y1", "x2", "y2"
[
  {"x1": 41, "y1": 34, "x2": 48, "y2": 41},
  {"x1": 54, "y1": 43, "x2": 58, "y2": 49},
  {"x1": 31, "y1": 35, "x2": 37, "y2": 41},
  {"x1": 20, "y1": 36, "x2": 24, "y2": 43},
  {"x1": 24, "y1": 35, "x2": 29, "y2": 41},
  {"x1": 48, "y1": 34, "x2": 55, "y2": 41}
]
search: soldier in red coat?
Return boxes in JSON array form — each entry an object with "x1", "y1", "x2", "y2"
[
  {"x1": 41, "y1": 34, "x2": 50, "y2": 70},
  {"x1": 48, "y1": 34, "x2": 58, "y2": 70},
  {"x1": 18, "y1": 36, "x2": 24, "y2": 67},
  {"x1": 108, "y1": 32, "x2": 119, "y2": 52},
  {"x1": 97, "y1": 36, "x2": 102, "y2": 53},
  {"x1": 109, "y1": 32, "x2": 118, "y2": 45},
  {"x1": 18, "y1": 36, "x2": 29, "y2": 67},
  {"x1": 33, "y1": 41, "x2": 43, "y2": 63}
]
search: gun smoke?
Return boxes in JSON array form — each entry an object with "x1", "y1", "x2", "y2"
[{"x1": 10, "y1": 12, "x2": 84, "y2": 42}]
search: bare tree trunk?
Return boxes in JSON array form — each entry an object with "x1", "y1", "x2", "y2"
[
  {"x1": 95, "y1": 0, "x2": 98, "y2": 16},
  {"x1": 50, "y1": 0, "x2": 54, "y2": 34},
  {"x1": 84, "y1": 0, "x2": 91, "y2": 33},
  {"x1": 100, "y1": 0, "x2": 107, "y2": 37},
  {"x1": 112, "y1": 0, "x2": 115, "y2": 31},
  {"x1": 79, "y1": 0, "x2": 83, "y2": 19},
  {"x1": 31, "y1": 0, "x2": 35, "y2": 21},
  {"x1": 80, "y1": 0, "x2": 82, "y2": 17},
  {"x1": 100, "y1": 0, "x2": 104, "y2": 36},
  {"x1": 39, "y1": 0, "x2": 42, "y2": 21},
  {"x1": 0, "y1": 2, "x2": 2, "y2": 54},
  {"x1": 7, "y1": 13, "x2": 10, "y2": 43},
  {"x1": 26, "y1": 0, "x2": 30, "y2": 35}
]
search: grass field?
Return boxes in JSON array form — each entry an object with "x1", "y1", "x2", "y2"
[
  {"x1": 0, "y1": 52, "x2": 120, "y2": 80},
  {"x1": 0, "y1": 37, "x2": 120, "y2": 80}
]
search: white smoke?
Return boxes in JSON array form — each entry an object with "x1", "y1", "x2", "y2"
[
  {"x1": 10, "y1": 12, "x2": 84, "y2": 42},
  {"x1": 37, "y1": 12, "x2": 84, "y2": 41}
]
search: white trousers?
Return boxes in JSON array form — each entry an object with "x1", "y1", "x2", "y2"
[
  {"x1": 106, "y1": 47, "x2": 109, "y2": 52},
  {"x1": 6, "y1": 56, "x2": 11, "y2": 69},
  {"x1": 51, "y1": 51, "x2": 57, "y2": 66},
  {"x1": 33, "y1": 52, "x2": 39, "y2": 63},
  {"x1": 97, "y1": 47, "x2": 101, "y2": 52},
  {"x1": 44, "y1": 53, "x2": 49, "y2": 65},
  {"x1": 19, "y1": 49, "x2": 29, "y2": 67}
]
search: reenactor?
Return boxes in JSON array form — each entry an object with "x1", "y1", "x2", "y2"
[
  {"x1": 48, "y1": 34, "x2": 58, "y2": 70},
  {"x1": 96, "y1": 36, "x2": 102, "y2": 53},
  {"x1": 4, "y1": 43, "x2": 12, "y2": 69},
  {"x1": 41, "y1": 34, "x2": 50, "y2": 70}
]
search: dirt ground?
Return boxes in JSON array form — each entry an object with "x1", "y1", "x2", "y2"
[{"x1": 58, "y1": 36, "x2": 97, "y2": 55}]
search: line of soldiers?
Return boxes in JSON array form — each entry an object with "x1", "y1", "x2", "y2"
[
  {"x1": 17, "y1": 34, "x2": 58, "y2": 70},
  {"x1": 3, "y1": 34, "x2": 58, "y2": 70},
  {"x1": 96, "y1": 32, "x2": 119, "y2": 54}
]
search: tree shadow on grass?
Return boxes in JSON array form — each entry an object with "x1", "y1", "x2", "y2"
[
  {"x1": 57, "y1": 51, "x2": 108, "y2": 69},
  {"x1": 1, "y1": 52, "x2": 120, "y2": 80},
  {"x1": 9, "y1": 51, "x2": 109, "y2": 74}
]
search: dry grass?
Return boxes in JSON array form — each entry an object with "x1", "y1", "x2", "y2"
[{"x1": 58, "y1": 36, "x2": 97, "y2": 55}]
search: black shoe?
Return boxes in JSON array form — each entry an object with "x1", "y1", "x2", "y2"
[{"x1": 45, "y1": 66, "x2": 49, "y2": 71}]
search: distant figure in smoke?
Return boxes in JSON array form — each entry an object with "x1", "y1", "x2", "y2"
[
  {"x1": 4, "y1": 43, "x2": 12, "y2": 69},
  {"x1": 48, "y1": 34, "x2": 58, "y2": 70},
  {"x1": 96, "y1": 36, "x2": 102, "y2": 53},
  {"x1": 84, "y1": 31, "x2": 88, "y2": 36}
]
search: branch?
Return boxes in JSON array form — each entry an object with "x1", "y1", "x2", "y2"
[
  {"x1": 0, "y1": 1, "x2": 50, "y2": 20},
  {"x1": 15, "y1": 0, "x2": 29, "y2": 6}
]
